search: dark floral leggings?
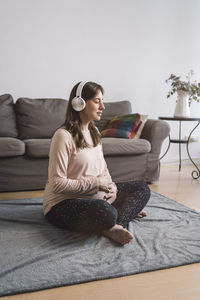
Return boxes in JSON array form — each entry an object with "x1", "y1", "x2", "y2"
[{"x1": 45, "y1": 181, "x2": 150, "y2": 233}]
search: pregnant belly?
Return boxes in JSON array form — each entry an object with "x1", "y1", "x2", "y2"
[{"x1": 79, "y1": 190, "x2": 107, "y2": 201}]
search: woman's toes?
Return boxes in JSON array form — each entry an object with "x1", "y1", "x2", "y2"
[
  {"x1": 136, "y1": 210, "x2": 147, "y2": 218},
  {"x1": 102, "y1": 224, "x2": 134, "y2": 245}
]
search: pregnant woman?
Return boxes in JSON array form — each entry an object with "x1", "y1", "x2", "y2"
[{"x1": 43, "y1": 81, "x2": 150, "y2": 245}]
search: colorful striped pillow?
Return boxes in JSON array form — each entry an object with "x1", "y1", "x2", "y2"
[{"x1": 101, "y1": 114, "x2": 148, "y2": 139}]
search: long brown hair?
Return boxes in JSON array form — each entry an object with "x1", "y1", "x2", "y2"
[{"x1": 62, "y1": 81, "x2": 104, "y2": 149}]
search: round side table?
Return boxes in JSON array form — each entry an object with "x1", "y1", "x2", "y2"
[{"x1": 159, "y1": 116, "x2": 200, "y2": 179}]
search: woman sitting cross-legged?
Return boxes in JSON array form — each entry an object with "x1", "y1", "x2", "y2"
[{"x1": 43, "y1": 81, "x2": 151, "y2": 245}]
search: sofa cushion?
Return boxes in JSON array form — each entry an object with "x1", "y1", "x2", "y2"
[
  {"x1": 0, "y1": 137, "x2": 25, "y2": 157},
  {"x1": 102, "y1": 137, "x2": 151, "y2": 156},
  {"x1": 101, "y1": 114, "x2": 148, "y2": 139},
  {"x1": 24, "y1": 137, "x2": 151, "y2": 158},
  {"x1": 24, "y1": 139, "x2": 51, "y2": 158},
  {"x1": 0, "y1": 94, "x2": 18, "y2": 137},
  {"x1": 15, "y1": 98, "x2": 68, "y2": 139},
  {"x1": 94, "y1": 100, "x2": 132, "y2": 132}
]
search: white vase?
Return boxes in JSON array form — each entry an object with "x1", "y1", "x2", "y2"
[{"x1": 174, "y1": 90, "x2": 190, "y2": 118}]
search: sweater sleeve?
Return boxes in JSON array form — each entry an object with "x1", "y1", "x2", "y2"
[{"x1": 48, "y1": 129, "x2": 100, "y2": 195}]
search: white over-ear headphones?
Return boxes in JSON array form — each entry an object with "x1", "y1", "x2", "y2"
[{"x1": 71, "y1": 81, "x2": 88, "y2": 112}]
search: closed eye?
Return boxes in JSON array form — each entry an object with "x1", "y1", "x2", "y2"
[{"x1": 94, "y1": 98, "x2": 103, "y2": 103}]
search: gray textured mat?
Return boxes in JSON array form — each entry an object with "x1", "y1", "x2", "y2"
[{"x1": 0, "y1": 191, "x2": 200, "y2": 296}]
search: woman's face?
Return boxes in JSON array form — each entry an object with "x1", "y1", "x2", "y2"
[{"x1": 80, "y1": 90, "x2": 105, "y2": 122}]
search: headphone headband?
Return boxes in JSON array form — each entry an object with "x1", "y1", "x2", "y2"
[{"x1": 76, "y1": 81, "x2": 88, "y2": 98}]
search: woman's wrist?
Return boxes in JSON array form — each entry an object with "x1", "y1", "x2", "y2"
[{"x1": 96, "y1": 176, "x2": 101, "y2": 188}]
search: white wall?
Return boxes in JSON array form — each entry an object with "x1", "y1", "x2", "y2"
[{"x1": 1, "y1": 0, "x2": 200, "y2": 162}]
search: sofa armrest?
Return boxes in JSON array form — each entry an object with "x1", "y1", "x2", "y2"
[{"x1": 140, "y1": 119, "x2": 170, "y2": 154}]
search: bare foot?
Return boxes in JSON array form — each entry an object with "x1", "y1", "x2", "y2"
[
  {"x1": 136, "y1": 210, "x2": 147, "y2": 218},
  {"x1": 102, "y1": 224, "x2": 134, "y2": 245}
]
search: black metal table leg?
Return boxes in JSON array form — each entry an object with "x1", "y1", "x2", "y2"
[
  {"x1": 159, "y1": 135, "x2": 171, "y2": 160},
  {"x1": 186, "y1": 121, "x2": 200, "y2": 179}
]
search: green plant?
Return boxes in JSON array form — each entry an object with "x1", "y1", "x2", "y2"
[{"x1": 166, "y1": 70, "x2": 200, "y2": 106}]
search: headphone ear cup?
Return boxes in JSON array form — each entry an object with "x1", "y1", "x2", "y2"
[{"x1": 71, "y1": 97, "x2": 86, "y2": 112}]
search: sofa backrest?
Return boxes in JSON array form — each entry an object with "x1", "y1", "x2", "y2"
[
  {"x1": 0, "y1": 94, "x2": 132, "y2": 139},
  {"x1": 15, "y1": 98, "x2": 132, "y2": 139}
]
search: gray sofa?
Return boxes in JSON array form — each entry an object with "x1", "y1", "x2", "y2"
[{"x1": 0, "y1": 94, "x2": 169, "y2": 192}]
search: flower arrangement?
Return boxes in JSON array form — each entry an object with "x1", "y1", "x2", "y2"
[{"x1": 166, "y1": 70, "x2": 200, "y2": 106}]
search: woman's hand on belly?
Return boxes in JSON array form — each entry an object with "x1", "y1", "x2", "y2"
[
  {"x1": 97, "y1": 174, "x2": 113, "y2": 193},
  {"x1": 103, "y1": 191, "x2": 117, "y2": 204}
]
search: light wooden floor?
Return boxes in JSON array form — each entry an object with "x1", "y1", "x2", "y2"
[{"x1": 1, "y1": 164, "x2": 200, "y2": 300}]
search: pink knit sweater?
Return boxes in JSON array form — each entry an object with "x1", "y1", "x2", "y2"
[{"x1": 43, "y1": 127, "x2": 117, "y2": 215}]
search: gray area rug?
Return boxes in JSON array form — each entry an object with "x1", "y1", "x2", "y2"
[{"x1": 0, "y1": 191, "x2": 200, "y2": 296}]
